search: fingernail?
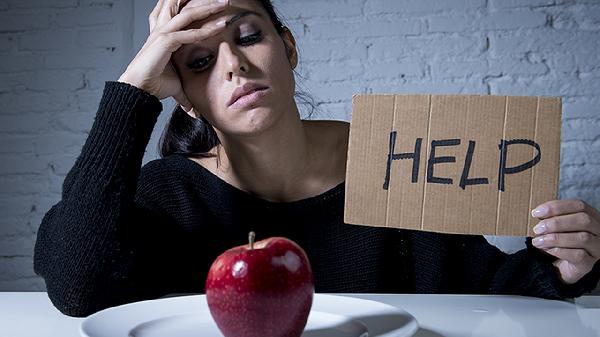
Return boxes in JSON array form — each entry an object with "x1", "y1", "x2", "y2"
[
  {"x1": 216, "y1": 18, "x2": 227, "y2": 27},
  {"x1": 218, "y1": 0, "x2": 228, "y2": 4},
  {"x1": 532, "y1": 236, "x2": 544, "y2": 247},
  {"x1": 533, "y1": 221, "x2": 547, "y2": 234},
  {"x1": 531, "y1": 206, "x2": 548, "y2": 218}
]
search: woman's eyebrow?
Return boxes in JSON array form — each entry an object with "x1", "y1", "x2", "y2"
[{"x1": 225, "y1": 10, "x2": 263, "y2": 27}]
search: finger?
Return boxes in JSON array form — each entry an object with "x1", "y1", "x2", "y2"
[
  {"x1": 149, "y1": 0, "x2": 166, "y2": 32},
  {"x1": 158, "y1": 22, "x2": 227, "y2": 53},
  {"x1": 533, "y1": 212, "x2": 600, "y2": 236},
  {"x1": 532, "y1": 232, "x2": 600, "y2": 257},
  {"x1": 176, "y1": 0, "x2": 192, "y2": 13},
  {"x1": 159, "y1": 1, "x2": 229, "y2": 34},
  {"x1": 544, "y1": 247, "x2": 595, "y2": 266},
  {"x1": 157, "y1": 0, "x2": 178, "y2": 29},
  {"x1": 531, "y1": 199, "x2": 590, "y2": 219}
]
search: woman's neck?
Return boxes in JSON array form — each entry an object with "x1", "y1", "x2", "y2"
[{"x1": 214, "y1": 110, "x2": 319, "y2": 202}]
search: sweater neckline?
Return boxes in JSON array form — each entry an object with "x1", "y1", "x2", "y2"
[{"x1": 172, "y1": 154, "x2": 345, "y2": 208}]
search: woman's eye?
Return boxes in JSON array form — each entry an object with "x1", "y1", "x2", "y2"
[
  {"x1": 238, "y1": 30, "x2": 263, "y2": 46},
  {"x1": 187, "y1": 55, "x2": 214, "y2": 71},
  {"x1": 186, "y1": 31, "x2": 263, "y2": 72}
]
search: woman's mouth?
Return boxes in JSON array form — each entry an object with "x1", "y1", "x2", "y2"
[{"x1": 229, "y1": 87, "x2": 269, "y2": 110}]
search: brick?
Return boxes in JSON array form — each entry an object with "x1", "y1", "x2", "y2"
[
  {"x1": 0, "y1": 113, "x2": 52, "y2": 134},
  {"x1": 560, "y1": 164, "x2": 600, "y2": 189},
  {"x1": 563, "y1": 118, "x2": 600, "y2": 141},
  {"x1": 0, "y1": 153, "x2": 49, "y2": 175},
  {"x1": 0, "y1": 91, "x2": 73, "y2": 114},
  {"x1": 18, "y1": 29, "x2": 78, "y2": 50},
  {"x1": 307, "y1": 60, "x2": 364, "y2": 82},
  {"x1": 365, "y1": 0, "x2": 485, "y2": 14},
  {"x1": 562, "y1": 140, "x2": 600, "y2": 165},
  {"x1": 0, "y1": 195, "x2": 40, "y2": 223},
  {"x1": 564, "y1": 98, "x2": 600, "y2": 118},
  {"x1": 55, "y1": 6, "x2": 116, "y2": 28},
  {"x1": 482, "y1": 10, "x2": 547, "y2": 30},
  {"x1": 5, "y1": 0, "x2": 77, "y2": 8},
  {"x1": 0, "y1": 135, "x2": 36, "y2": 153},
  {"x1": 308, "y1": 18, "x2": 422, "y2": 38},
  {"x1": 489, "y1": 31, "x2": 600, "y2": 56},
  {"x1": 558, "y1": 76, "x2": 600, "y2": 96},
  {"x1": 0, "y1": 70, "x2": 84, "y2": 91},
  {"x1": 298, "y1": 39, "x2": 367, "y2": 61},
  {"x1": 50, "y1": 110, "x2": 94, "y2": 133},
  {"x1": 308, "y1": 81, "x2": 363, "y2": 103},
  {"x1": 487, "y1": 57, "x2": 549, "y2": 75},
  {"x1": 0, "y1": 276, "x2": 46, "y2": 292},
  {"x1": 33, "y1": 132, "x2": 84, "y2": 156},
  {"x1": 428, "y1": 15, "x2": 475, "y2": 33},
  {"x1": 490, "y1": 0, "x2": 555, "y2": 9},
  {"x1": 0, "y1": 34, "x2": 14, "y2": 51},
  {"x1": 0, "y1": 174, "x2": 48, "y2": 195},
  {"x1": 542, "y1": 52, "x2": 577, "y2": 76},
  {"x1": 363, "y1": 59, "x2": 425, "y2": 79},
  {"x1": 487, "y1": 76, "x2": 560, "y2": 96},
  {"x1": 0, "y1": 52, "x2": 43, "y2": 72},
  {"x1": 0, "y1": 12, "x2": 53, "y2": 32},
  {"x1": 74, "y1": 89, "x2": 103, "y2": 112},
  {"x1": 369, "y1": 35, "x2": 485, "y2": 59},
  {"x1": 43, "y1": 48, "x2": 116, "y2": 69},
  {"x1": 80, "y1": 0, "x2": 115, "y2": 6},
  {"x1": 276, "y1": 0, "x2": 362, "y2": 19},
  {"x1": 574, "y1": 51, "x2": 600, "y2": 71},
  {"x1": 431, "y1": 58, "x2": 489, "y2": 78},
  {"x1": 0, "y1": 257, "x2": 36, "y2": 281},
  {"x1": 77, "y1": 28, "x2": 124, "y2": 48},
  {"x1": 390, "y1": 79, "x2": 487, "y2": 94},
  {"x1": 0, "y1": 236, "x2": 34, "y2": 256}
]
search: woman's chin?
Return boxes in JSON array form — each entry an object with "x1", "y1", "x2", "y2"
[{"x1": 224, "y1": 107, "x2": 281, "y2": 137}]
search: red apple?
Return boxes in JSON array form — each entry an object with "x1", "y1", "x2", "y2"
[{"x1": 205, "y1": 232, "x2": 314, "y2": 337}]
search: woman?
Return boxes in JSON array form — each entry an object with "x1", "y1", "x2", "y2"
[{"x1": 34, "y1": 0, "x2": 600, "y2": 317}]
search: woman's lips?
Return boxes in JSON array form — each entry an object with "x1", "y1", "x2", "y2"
[{"x1": 229, "y1": 88, "x2": 269, "y2": 110}]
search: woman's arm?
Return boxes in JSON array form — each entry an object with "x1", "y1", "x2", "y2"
[
  {"x1": 428, "y1": 232, "x2": 600, "y2": 298},
  {"x1": 33, "y1": 82, "x2": 172, "y2": 317}
]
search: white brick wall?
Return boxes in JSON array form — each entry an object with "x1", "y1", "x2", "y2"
[
  {"x1": 1, "y1": 0, "x2": 598, "y2": 293},
  {"x1": 0, "y1": 0, "x2": 133, "y2": 291}
]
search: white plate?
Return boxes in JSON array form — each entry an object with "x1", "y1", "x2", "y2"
[{"x1": 80, "y1": 294, "x2": 418, "y2": 337}]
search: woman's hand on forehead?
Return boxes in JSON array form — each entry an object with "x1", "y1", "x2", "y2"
[{"x1": 178, "y1": 0, "x2": 229, "y2": 13}]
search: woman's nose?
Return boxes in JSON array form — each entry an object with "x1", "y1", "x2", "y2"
[{"x1": 219, "y1": 42, "x2": 250, "y2": 80}]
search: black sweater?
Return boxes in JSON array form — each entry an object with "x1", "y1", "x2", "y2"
[{"x1": 33, "y1": 81, "x2": 600, "y2": 317}]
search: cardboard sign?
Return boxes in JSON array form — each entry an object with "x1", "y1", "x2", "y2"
[{"x1": 344, "y1": 94, "x2": 561, "y2": 236}]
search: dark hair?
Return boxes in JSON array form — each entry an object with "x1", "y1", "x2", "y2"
[{"x1": 159, "y1": 0, "x2": 316, "y2": 159}]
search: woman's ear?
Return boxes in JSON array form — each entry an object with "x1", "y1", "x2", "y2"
[{"x1": 281, "y1": 26, "x2": 298, "y2": 69}]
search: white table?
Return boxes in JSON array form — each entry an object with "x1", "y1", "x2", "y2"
[{"x1": 1, "y1": 292, "x2": 599, "y2": 337}]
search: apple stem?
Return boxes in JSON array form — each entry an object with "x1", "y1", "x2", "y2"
[{"x1": 248, "y1": 231, "x2": 255, "y2": 250}]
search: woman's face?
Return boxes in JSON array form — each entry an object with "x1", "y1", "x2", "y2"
[{"x1": 171, "y1": 0, "x2": 297, "y2": 138}]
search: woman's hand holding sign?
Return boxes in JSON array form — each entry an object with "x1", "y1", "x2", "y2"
[{"x1": 531, "y1": 199, "x2": 600, "y2": 284}]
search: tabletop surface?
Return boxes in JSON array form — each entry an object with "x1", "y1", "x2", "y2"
[{"x1": 1, "y1": 292, "x2": 599, "y2": 337}]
